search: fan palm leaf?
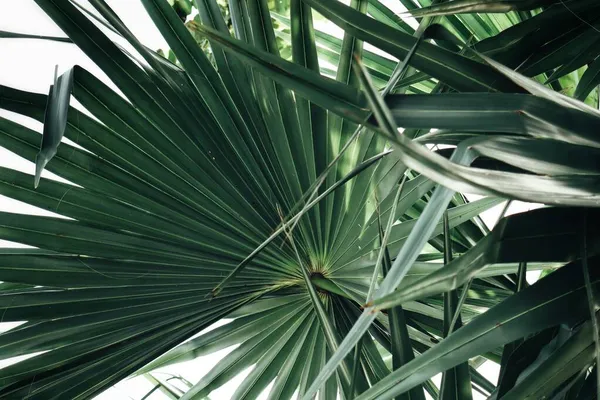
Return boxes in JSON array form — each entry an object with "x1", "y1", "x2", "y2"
[{"x1": 0, "y1": 0, "x2": 599, "y2": 399}]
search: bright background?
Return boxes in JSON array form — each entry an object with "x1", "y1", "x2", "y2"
[{"x1": 0, "y1": 1, "x2": 542, "y2": 398}]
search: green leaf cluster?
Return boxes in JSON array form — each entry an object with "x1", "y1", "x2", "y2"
[{"x1": 0, "y1": 0, "x2": 600, "y2": 399}]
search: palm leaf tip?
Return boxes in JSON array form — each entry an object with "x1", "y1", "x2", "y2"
[{"x1": 34, "y1": 65, "x2": 74, "y2": 188}]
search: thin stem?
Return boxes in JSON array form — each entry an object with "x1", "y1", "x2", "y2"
[
  {"x1": 367, "y1": 175, "x2": 408, "y2": 301},
  {"x1": 140, "y1": 385, "x2": 161, "y2": 400},
  {"x1": 448, "y1": 279, "x2": 472, "y2": 335},
  {"x1": 516, "y1": 262, "x2": 527, "y2": 292}
]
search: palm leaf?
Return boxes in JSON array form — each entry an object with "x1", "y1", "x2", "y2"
[{"x1": 1, "y1": 0, "x2": 600, "y2": 399}]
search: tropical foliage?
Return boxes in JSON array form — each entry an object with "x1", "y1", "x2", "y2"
[{"x1": 0, "y1": 0, "x2": 599, "y2": 399}]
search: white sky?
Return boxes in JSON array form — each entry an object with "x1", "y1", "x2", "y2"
[{"x1": 0, "y1": 1, "x2": 542, "y2": 399}]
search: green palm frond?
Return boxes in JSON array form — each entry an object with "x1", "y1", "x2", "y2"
[{"x1": 0, "y1": 0, "x2": 600, "y2": 399}]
